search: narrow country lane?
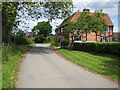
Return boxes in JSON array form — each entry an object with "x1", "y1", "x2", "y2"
[{"x1": 17, "y1": 44, "x2": 118, "y2": 88}]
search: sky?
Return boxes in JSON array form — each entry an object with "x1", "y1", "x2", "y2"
[{"x1": 18, "y1": 0, "x2": 119, "y2": 34}]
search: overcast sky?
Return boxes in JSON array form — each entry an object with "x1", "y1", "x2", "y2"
[{"x1": 18, "y1": 0, "x2": 119, "y2": 34}]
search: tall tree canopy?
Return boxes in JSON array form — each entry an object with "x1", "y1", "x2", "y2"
[
  {"x1": 32, "y1": 21, "x2": 52, "y2": 36},
  {"x1": 63, "y1": 10, "x2": 107, "y2": 40},
  {"x1": 62, "y1": 10, "x2": 107, "y2": 47},
  {"x1": 2, "y1": 1, "x2": 74, "y2": 42},
  {"x1": 74, "y1": 10, "x2": 107, "y2": 33}
]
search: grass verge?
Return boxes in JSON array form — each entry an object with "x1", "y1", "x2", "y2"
[
  {"x1": 57, "y1": 49, "x2": 119, "y2": 80},
  {"x1": 2, "y1": 44, "x2": 31, "y2": 88}
]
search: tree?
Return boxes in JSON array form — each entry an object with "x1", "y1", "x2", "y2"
[
  {"x1": 63, "y1": 10, "x2": 107, "y2": 47},
  {"x1": 32, "y1": 21, "x2": 52, "y2": 36},
  {"x1": 75, "y1": 10, "x2": 107, "y2": 33},
  {"x1": 32, "y1": 21, "x2": 52, "y2": 43},
  {"x1": 16, "y1": 30, "x2": 25, "y2": 36},
  {"x1": 2, "y1": 2, "x2": 74, "y2": 43},
  {"x1": 2, "y1": 2, "x2": 19, "y2": 42}
]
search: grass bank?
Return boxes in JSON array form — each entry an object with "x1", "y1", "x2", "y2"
[
  {"x1": 2, "y1": 44, "x2": 32, "y2": 88},
  {"x1": 57, "y1": 49, "x2": 119, "y2": 80}
]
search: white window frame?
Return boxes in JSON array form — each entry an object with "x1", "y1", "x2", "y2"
[
  {"x1": 106, "y1": 26, "x2": 109, "y2": 32},
  {"x1": 61, "y1": 28, "x2": 63, "y2": 32},
  {"x1": 101, "y1": 36, "x2": 109, "y2": 42}
]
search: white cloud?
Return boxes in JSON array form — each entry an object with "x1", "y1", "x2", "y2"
[
  {"x1": 72, "y1": 0, "x2": 119, "y2": 32},
  {"x1": 25, "y1": 18, "x2": 63, "y2": 34},
  {"x1": 20, "y1": 0, "x2": 119, "y2": 33},
  {"x1": 72, "y1": 0, "x2": 119, "y2": 2}
]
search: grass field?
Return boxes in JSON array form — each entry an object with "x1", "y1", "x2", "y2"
[
  {"x1": 2, "y1": 44, "x2": 31, "y2": 88},
  {"x1": 57, "y1": 49, "x2": 119, "y2": 80}
]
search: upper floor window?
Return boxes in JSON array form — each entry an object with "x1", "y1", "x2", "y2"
[{"x1": 106, "y1": 26, "x2": 109, "y2": 32}]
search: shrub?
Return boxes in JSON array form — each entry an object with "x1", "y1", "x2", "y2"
[
  {"x1": 35, "y1": 35, "x2": 46, "y2": 43},
  {"x1": 72, "y1": 42, "x2": 120, "y2": 55},
  {"x1": 45, "y1": 35, "x2": 56, "y2": 43},
  {"x1": 61, "y1": 39, "x2": 70, "y2": 48},
  {"x1": 2, "y1": 44, "x2": 28, "y2": 88},
  {"x1": 15, "y1": 36, "x2": 34, "y2": 45},
  {"x1": 51, "y1": 41, "x2": 59, "y2": 47}
]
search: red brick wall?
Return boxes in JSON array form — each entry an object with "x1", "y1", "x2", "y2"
[
  {"x1": 109, "y1": 30, "x2": 113, "y2": 36},
  {"x1": 82, "y1": 32, "x2": 87, "y2": 42},
  {"x1": 56, "y1": 26, "x2": 113, "y2": 42},
  {"x1": 87, "y1": 32, "x2": 96, "y2": 42},
  {"x1": 97, "y1": 36, "x2": 101, "y2": 42},
  {"x1": 109, "y1": 36, "x2": 112, "y2": 42}
]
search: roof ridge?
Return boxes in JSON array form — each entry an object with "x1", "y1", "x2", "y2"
[{"x1": 58, "y1": 11, "x2": 113, "y2": 28}]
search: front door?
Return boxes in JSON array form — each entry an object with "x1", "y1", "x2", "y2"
[{"x1": 101, "y1": 36, "x2": 109, "y2": 42}]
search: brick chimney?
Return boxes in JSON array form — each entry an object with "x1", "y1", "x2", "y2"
[{"x1": 83, "y1": 8, "x2": 90, "y2": 12}]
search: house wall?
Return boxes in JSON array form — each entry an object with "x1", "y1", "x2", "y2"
[
  {"x1": 56, "y1": 26, "x2": 113, "y2": 42},
  {"x1": 87, "y1": 32, "x2": 96, "y2": 42},
  {"x1": 82, "y1": 32, "x2": 87, "y2": 42},
  {"x1": 56, "y1": 29, "x2": 59, "y2": 41},
  {"x1": 97, "y1": 36, "x2": 101, "y2": 42},
  {"x1": 109, "y1": 36, "x2": 112, "y2": 42},
  {"x1": 113, "y1": 32, "x2": 120, "y2": 39}
]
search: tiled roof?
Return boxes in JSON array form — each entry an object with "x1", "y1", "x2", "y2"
[{"x1": 59, "y1": 11, "x2": 113, "y2": 28}]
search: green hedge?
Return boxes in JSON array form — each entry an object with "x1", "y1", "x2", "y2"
[
  {"x1": 61, "y1": 39, "x2": 70, "y2": 48},
  {"x1": 15, "y1": 36, "x2": 34, "y2": 45},
  {"x1": 72, "y1": 42, "x2": 120, "y2": 55}
]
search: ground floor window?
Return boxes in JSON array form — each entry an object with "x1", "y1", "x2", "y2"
[{"x1": 101, "y1": 36, "x2": 109, "y2": 42}]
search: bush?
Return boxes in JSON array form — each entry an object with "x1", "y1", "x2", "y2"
[
  {"x1": 51, "y1": 41, "x2": 59, "y2": 47},
  {"x1": 15, "y1": 36, "x2": 34, "y2": 45},
  {"x1": 61, "y1": 39, "x2": 70, "y2": 48},
  {"x1": 50, "y1": 35, "x2": 59, "y2": 47},
  {"x1": 72, "y1": 42, "x2": 120, "y2": 55},
  {"x1": 45, "y1": 35, "x2": 56, "y2": 43},
  {"x1": 35, "y1": 35, "x2": 46, "y2": 43}
]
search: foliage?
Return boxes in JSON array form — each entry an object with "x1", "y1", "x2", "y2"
[
  {"x1": 62, "y1": 10, "x2": 107, "y2": 39},
  {"x1": 32, "y1": 21, "x2": 52, "y2": 37},
  {"x1": 2, "y1": 2, "x2": 18, "y2": 43},
  {"x1": 2, "y1": 2, "x2": 18, "y2": 27},
  {"x1": 35, "y1": 35, "x2": 46, "y2": 43},
  {"x1": 112, "y1": 37, "x2": 120, "y2": 42},
  {"x1": 2, "y1": 44, "x2": 28, "y2": 88},
  {"x1": 16, "y1": 30, "x2": 25, "y2": 36},
  {"x1": 72, "y1": 42, "x2": 120, "y2": 55},
  {"x1": 32, "y1": 21, "x2": 53, "y2": 43},
  {"x1": 75, "y1": 11, "x2": 107, "y2": 33},
  {"x1": 2, "y1": 2, "x2": 73, "y2": 43},
  {"x1": 50, "y1": 35, "x2": 60, "y2": 47},
  {"x1": 45, "y1": 35, "x2": 56, "y2": 43},
  {"x1": 61, "y1": 39, "x2": 70, "y2": 48},
  {"x1": 58, "y1": 49, "x2": 119, "y2": 80},
  {"x1": 51, "y1": 41, "x2": 59, "y2": 47},
  {"x1": 15, "y1": 36, "x2": 34, "y2": 45},
  {"x1": 19, "y1": 2, "x2": 74, "y2": 21},
  {"x1": 62, "y1": 22, "x2": 75, "y2": 39}
]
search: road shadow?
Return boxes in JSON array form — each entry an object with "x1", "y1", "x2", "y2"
[{"x1": 28, "y1": 46, "x2": 54, "y2": 55}]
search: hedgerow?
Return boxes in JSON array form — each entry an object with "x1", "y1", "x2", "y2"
[{"x1": 72, "y1": 42, "x2": 120, "y2": 55}]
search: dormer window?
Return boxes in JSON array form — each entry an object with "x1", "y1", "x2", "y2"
[{"x1": 106, "y1": 26, "x2": 109, "y2": 32}]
